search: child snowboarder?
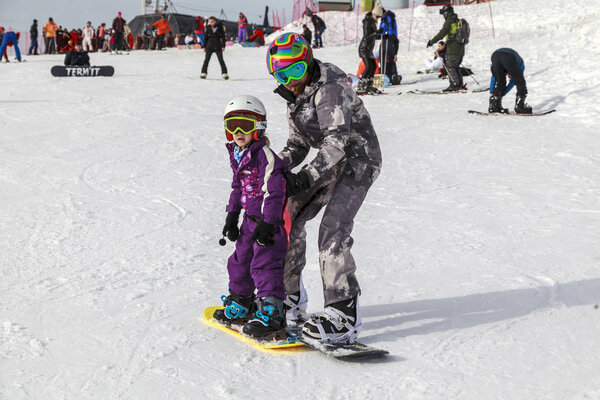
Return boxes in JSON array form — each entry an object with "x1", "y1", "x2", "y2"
[{"x1": 215, "y1": 95, "x2": 289, "y2": 339}]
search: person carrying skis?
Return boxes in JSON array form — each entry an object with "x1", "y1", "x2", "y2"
[
  {"x1": 426, "y1": 5, "x2": 465, "y2": 92},
  {"x1": 488, "y1": 48, "x2": 532, "y2": 114},
  {"x1": 201, "y1": 16, "x2": 228, "y2": 80},
  {"x1": 216, "y1": 95, "x2": 290, "y2": 339},
  {"x1": 0, "y1": 28, "x2": 22, "y2": 62},
  {"x1": 64, "y1": 41, "x2": 90, "y2": 66},
  {"x1": 377, "y1": 4, "x2": 401, "y2": 85},
  {"x1": 266, "y1": 33, "x2": 382, "y2": 345},
  {"x1": 357, "y1": 6, "x2": 383, "y2": 95}
]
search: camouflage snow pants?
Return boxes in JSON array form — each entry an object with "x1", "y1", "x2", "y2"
[{"x1": 283, "y1": 160, "x2": 380, "y2": 306}]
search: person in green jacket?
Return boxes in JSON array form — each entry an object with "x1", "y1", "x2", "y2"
[{"x1": 427, "y1": 5, "x2": 465, "y2": 92}]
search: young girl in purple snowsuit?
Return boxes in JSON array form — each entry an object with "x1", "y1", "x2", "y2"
[{"x1": 214, "y1": 95, "x2": 289, "y2": 339}]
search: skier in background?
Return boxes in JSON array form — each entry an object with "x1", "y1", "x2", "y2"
[
  {"x1": 43, "y1": 17, "x2": 58, "y2": 54},
  {"x1": 488, "y1": 48, "x2": 533, "y2": 114},
  {"x1": 28, "y1": 19, "x2": 39, "y2": 55},
  {"x1": 217, "y1": 95, "x2": 289, "y2": 339},
  {"x1": 307, "y1": 10, "x2": 326, "y2": 48},
  {"x1": 266, "y1": 33, "x2": 382, "y2": 345},
  {"x1": 301, "y1": 24, "x2": 312, "y2": 45},
  {"x1": 112, "y1": 11, "x2": 127, "y2": 53},
  {"x1": 194, "y1": 16, "x2": 205, "y2": 47},
  {"x1": 201, "y1": 16, "x2": 228, "y2": 80},
  {"x1": 426, "y1": 5, "x2": 465, "y2": 92},
  {"x1": 378, "y1": 5, "x2": 401, "y2": 85},
  {"x1": 237, "y1": 13, "x2": 248, "y2": 44},
  {"x1": 82, "y1": 21, "x2": 95, "y2": 52},
  {"x1": 0, "y1": 28, "x2": 22, "y2": 62},
  {"x1": 357, "y1": 6, "x2": 382, "y2": 95},
  {"x1": 152, "y1": 15, "x2": 171, "y2": 50}
]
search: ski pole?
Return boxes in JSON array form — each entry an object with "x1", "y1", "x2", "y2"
[
  {"x1": 466, "y1": 68, "x2": 480, "y2": 85},
  {"x1": 440, "y1": 58, "x2": 457, "y2": 87}
]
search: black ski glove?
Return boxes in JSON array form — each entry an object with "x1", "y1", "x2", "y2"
[
  {"x1": 284, "y1": 171, "x2": 311, "y2": 198},
  {"x1": 426, "y1": 40, "x2": 433, "y2": 48},
  {"x1": 222, "y1": 212, "x2": 240, "y2": 242},
  {"x1": 251, "y1": 220, "x2": 275, "y2": 247}
]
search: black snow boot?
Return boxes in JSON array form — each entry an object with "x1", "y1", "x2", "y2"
[
  {"x1": 242, "y1": 296, "x2": 286, "y2": 339},
  {"x1": 213, "y1": 289, "x2": 255, "y2": 326},
  {"x1": 515, "y1": 95, "x2": 533, "y2": 114},
  {"x1": 356, "y1": 78, "x2": 369, "y2": 95},
  {"x1": 390, "y1": 74, "x2": 402, "y2": 85},
  {"x1": 366, "y1": 78, "x2": 382, "y2": 95},
  {"x1": 488, "y1": 95, "x2": 507, "y2": 113}
]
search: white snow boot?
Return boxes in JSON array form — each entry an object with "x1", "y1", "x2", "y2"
[{"x1": 301, "y1": 296, "x2": 361, "y2": 344}]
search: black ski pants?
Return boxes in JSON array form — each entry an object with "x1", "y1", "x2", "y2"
[
  {"x1": 202, "y1": 48, "x2": 228, "y2": 74},
  {"x1": 360, "y1": 56, "x2": 376, "y2": 80},
  {"x1": 446, "y1": 54, "x2": 464, "y2": 88},
  {"x1": 491, "y1": 50, "x2": 527, "y2": 97}
]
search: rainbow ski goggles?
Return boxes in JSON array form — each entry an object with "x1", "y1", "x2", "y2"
[
  {"x1": 272, "y1": 61, "x2": 308, "y2": 85},
  {"x1": 224, "y1": 116, "x2": 267, "y2": 135}
]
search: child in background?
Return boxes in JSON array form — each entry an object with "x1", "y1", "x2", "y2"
[{"x1": 215, "y1": 95, "x2": 289, "y2": 339}]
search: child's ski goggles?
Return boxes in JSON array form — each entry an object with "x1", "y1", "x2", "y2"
[
  {"x1": 224, "y1": 116, "x2": 267, "y2": 135},
  {"x1": 272, "y1": 61, "x2": 308, "y2": 85}
]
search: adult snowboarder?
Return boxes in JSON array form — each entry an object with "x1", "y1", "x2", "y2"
[
  {"x1": 357, "y1": 7, "x2": 382, "y2": 95},
  {"x1": 488, "y1": 48, "x2": 532, "y2": 114},
  {"x1": 201, "y1": 16, "x2": 228, "y2": 80},
  {"x1": 426, "y1": 5, "x2": 465, "y2": 92},
  {"x1": 0, "y1": 28, "x2": 22, "y2": 62},
  {"x1": 307, "y1": 10, "x2": 326, "y2": 48},
  {"x1": 266, "y1": 33, "x2": 382, "y2": 345},
  {"x1": 378, "y1": 5, "x2": 401, "y2": 85},
  {"x1": 64, "y1": 41, "x2": 90, "y2": 66}
]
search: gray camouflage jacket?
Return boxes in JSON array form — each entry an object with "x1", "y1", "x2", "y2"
[{"x1": 277, "y1": 60, "x2": 382, "y2": 184}]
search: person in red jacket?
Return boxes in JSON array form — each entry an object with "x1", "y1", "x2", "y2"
[
  {"x1": 153, "y1": 14, "x2": 171, "y2": 50},
  {"x1": 0, "y1": 28, "x2": 22, "y2": 62},
  {"x1": 194, "y1": 16, "x2": 205, "y2": 47},
  {"x1": 247, "y1": 26, "x2": 265, "y2": 47}
]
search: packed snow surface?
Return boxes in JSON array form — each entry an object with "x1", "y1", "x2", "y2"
[{"x1": 1, "y1": 0, "x2": 600, "y2": 399}]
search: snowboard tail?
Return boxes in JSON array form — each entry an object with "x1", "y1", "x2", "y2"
[
  {"x1": 51, "y1": 65, "x2": 114, "y2": 77},
  {"x1": 300, "y1": 337, "x2": 389, "y2": 360}
]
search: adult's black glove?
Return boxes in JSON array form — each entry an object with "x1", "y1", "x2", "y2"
[
  {"x1": 284, "y1": 171, "x2": 311, "y2": 197},
  {"x1": 222, "y1": 212, "x2": 240, "y2": 242},
  {"x1": 426, "y1": 40, "x2": 433, "y2": 48},
  {"x1": 251, "y1": 220, "x2": 275, "y2": 247}
]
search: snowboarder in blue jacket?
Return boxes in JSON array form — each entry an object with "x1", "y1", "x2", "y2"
[{"x1": 488, "y1": 48, "x2": 533, "y2": 114}]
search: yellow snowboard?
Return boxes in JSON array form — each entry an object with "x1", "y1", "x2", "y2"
[{"x1": 202, "y1": 306, "x2": 306, "y2": 351}]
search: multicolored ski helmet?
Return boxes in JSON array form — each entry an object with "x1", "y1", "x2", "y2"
[{"x1": 266, "y1": 33, "x2": 313, "y2": 77}]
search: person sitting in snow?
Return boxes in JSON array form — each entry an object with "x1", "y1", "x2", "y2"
[
  {"x1": 64, "y1": 41, "x2": 90, "y2": 66},
  {"x1": 247, "y1": 26, "x2": 265, "y2": 47},
  {"x1": 216, "y1": 95, "x2": 290, "y2": 340},
  {"x1": 488, "y1": 48, "x2": 532, "y2": 114}
]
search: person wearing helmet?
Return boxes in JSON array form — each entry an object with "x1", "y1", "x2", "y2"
[
  {"x1": 215, "y1": 95, "x2": 290, "y2": 339},
  {"x1": 426, "y1": 5, "x2": 465, "y2": 92},
  {"x1": 0, "y1": 27, "x2": 22, "y2": 62},
  {"x1": 488, "y1": 48, "x2": 532, "y2": 114},
  {"x1": 266, "y1": 33, "x2": 382, "y2": 345}
]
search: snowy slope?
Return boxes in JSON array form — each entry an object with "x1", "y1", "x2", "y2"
[{"x1": 1, "y1": 0, "x2": 600, "y2": 399}]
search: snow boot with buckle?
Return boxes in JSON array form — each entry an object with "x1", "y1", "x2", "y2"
[
  {"x1": 301, "y1": 296, "x2": 361, "y2": 344},
  {"x1": 212, "y1": 289, "x2": 255, "y2": 326}
]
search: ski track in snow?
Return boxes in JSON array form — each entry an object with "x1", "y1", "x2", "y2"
[{"x1": 2, "y1": 0, "x2": 600, "y2": 399}]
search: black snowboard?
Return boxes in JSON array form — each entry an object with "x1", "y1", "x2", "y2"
[
  {"x1": 51, "y1": 65, "x2": 114, "y2": 77},
  {"x1": 301, "y1": 339, "x2": 389, "y2": 360},
  {"x1": 468, "y1": 109, "x2": 556, "y2": 116}
]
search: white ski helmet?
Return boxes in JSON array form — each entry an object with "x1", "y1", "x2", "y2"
[{"x1": 223, "y1": 95, "x2": 267, "y2": 141}]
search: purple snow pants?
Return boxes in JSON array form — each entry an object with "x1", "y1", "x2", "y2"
[
  {"x1": 238, "y1": 27, "x2": 247, "y2": 43},
  {"x1": 227, "y1": 214, "x2": 287, "y2": 299}
]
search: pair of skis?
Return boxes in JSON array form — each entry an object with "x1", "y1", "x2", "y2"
[{"x1": 202, "y1": 306, "x2": 389, "y2": 360}]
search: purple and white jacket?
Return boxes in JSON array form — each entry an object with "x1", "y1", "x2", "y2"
[{"x1": 225, "y1": 139, "x2": 288, "y2": 225}]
